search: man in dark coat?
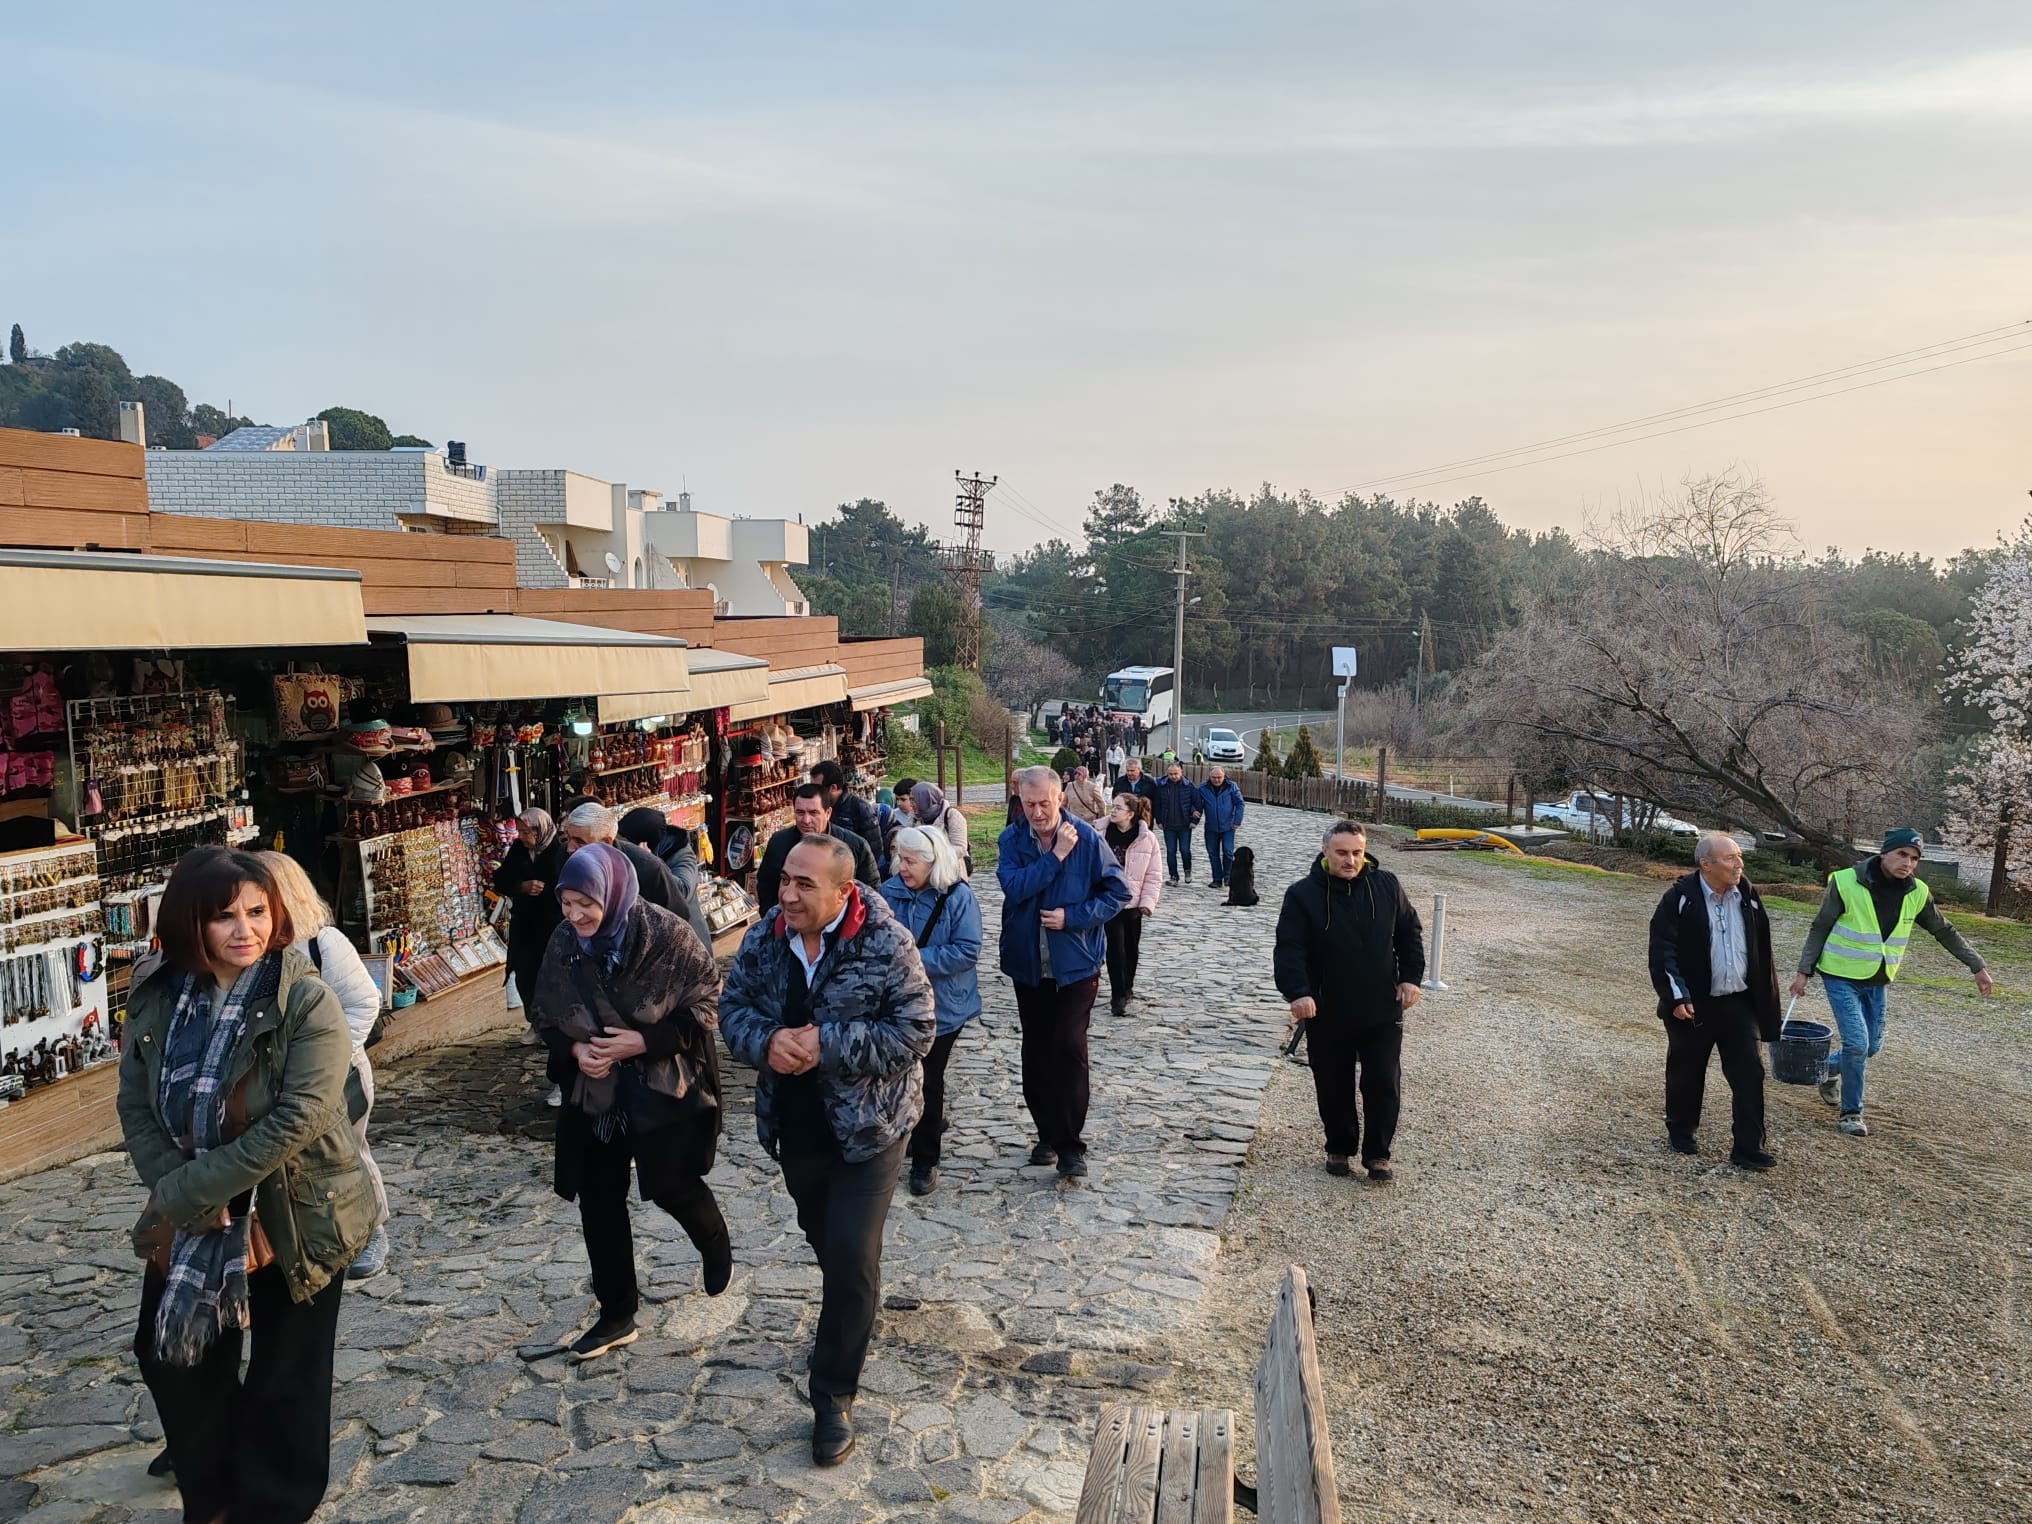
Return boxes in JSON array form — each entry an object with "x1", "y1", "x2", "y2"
[
  {"x1": 562, "y1": 802, "x2": 712, "y2": 951},
  {"x1": 1647, "y1": 832, "x2": 1780, "y2": 1170},
  {"x1": 810, "y1": 760, "x2": 882, "y2": 858},
  {"x1": 1273, "y1": 820, "x2": 1425, "y2": 1181},
  {"x1": 757, "y1": 784, "x2": 880, "y2": 910}
]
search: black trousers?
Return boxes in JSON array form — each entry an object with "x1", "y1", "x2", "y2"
[
  {"x1": 780, "y1": 1136, "x2": 905, "y2": 1405},
  {"x1": 1307, "y1": 1015, "x2": 1403, "y2": 1162},
  {"x1": 908, "y1": 1030, "x2": 962, "y2": 1167},
  {"x1": 135, "y1": 1260, "x2": 345, "y2": 1524},
  {"x1": 1015, "y1": 976, "x2": 1099, "y2": 1156},
  {"x1": 1663, "y1": 992, "x2": 1766, "y2": 1152},
  {"x1": 572, "y1": 1113, "x2": 728, "y2": 1321},
  {"x1": 1104, "y1": 912, "x2": 1144, "y2": 1008}
]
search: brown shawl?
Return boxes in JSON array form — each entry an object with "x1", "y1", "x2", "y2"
[{"x1": 531, "y1": 900, "x2": 721, "y2": 1120}]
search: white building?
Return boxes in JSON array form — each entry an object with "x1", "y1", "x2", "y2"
[{"x1": 144, "y1": 439, "x2": 813, "y2": 617}]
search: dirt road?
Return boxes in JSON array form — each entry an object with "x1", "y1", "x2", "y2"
[{"x1": 1181, "y1": 842, "x2": 2031, "y2": 1523}]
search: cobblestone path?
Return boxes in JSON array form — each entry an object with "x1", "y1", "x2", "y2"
[{"x1": 0, "y1": 808, "x2": 1335, "y2": 1524}]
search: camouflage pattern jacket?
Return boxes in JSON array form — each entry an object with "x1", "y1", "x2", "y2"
[{"x1": 720, "y1": 884, "x2": 936, "y2": 1163}]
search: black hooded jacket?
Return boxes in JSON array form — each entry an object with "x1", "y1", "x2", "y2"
[{"x1": 1273, "y1": 855, "x2": 1426, "y2": 1023}]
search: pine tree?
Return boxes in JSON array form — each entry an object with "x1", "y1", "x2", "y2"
[
  {"x1": 1253, "y1": 730, "x2": 1282, "y2": 774},
  {"x1": 8, "y1": 324, "x2": 24, "y2": 365},
  {"x1": 1283, "y1": 724, "x2": 1324, "y2": 779}
]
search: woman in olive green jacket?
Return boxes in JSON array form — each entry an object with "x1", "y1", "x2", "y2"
[{"x1": 118, "y1": 846, "x2": 373, "y2": 1524}]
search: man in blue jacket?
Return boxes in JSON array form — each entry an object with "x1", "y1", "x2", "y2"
[
  {"x1": 1197, "y1": 765, "x2": 1246, "y2": 890},
  {"x1": 1152, "y1": 761, "x2": 1203, "y2": 885},
  {"x1": 997, "y1": 766, "x2": 1132, "y2": 1179}
]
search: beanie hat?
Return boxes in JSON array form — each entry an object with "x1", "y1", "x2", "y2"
[{"x1": 1880, "y1": 827, "x2": 1923, "y2": 856}]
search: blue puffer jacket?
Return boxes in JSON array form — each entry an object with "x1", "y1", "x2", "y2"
[
  {"x1": 719, "y1": 886, "x2": 937, "y2": 1162},
  {"x1": 1198, "y1": 778, "x2": 1246, "y2": 833},
  {"x1": 995, "y1": 811, "x2": 1132, "y2": 986},
  {"x1": 1152, "y1": 776, "x2": 1203, "y2": 832},
  {"x1": 879, "y1": 876, "x2": 983, "y2": 1035}
]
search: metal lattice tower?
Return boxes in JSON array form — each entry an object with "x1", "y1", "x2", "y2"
[{"x1": 945, "y1": 470, "x2": 997, "y2": 670}]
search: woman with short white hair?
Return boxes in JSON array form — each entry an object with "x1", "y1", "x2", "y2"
[{"x1": 878, "y1": 826, "x2": 983, "y2": 1196}]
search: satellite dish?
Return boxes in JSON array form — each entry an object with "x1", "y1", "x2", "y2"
[{"x1": 604, "y1": 552, "x2": 624, "y2": 576}]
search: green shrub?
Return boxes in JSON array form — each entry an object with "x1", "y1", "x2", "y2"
[
  {"x1": 1283, "y1": 725, "x2": 1324, "y2": 779},
  {"x1": 1050, "y1": 747, "x2": 1081, "y2": 774},
  {"x1": 1404, "y1": 803, "x2": 1509, "y2": 831}
]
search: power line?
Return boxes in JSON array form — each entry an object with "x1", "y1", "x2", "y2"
[
  {"x1": 1333, "y1": 333, "x2": 2032, "y2": 499},
  {"x1": 1341, "y1": 318, "x2": 2030, "y2": 494}
]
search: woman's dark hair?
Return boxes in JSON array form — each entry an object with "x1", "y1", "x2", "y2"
[{"x1": 156, "y1": 846, "x2": 294, "y2": 975}]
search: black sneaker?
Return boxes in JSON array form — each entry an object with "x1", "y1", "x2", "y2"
[
  {"x1": 568, "y1": 1314, "x2": 638, "y2": 1362},
  {"x1": 1057, "y1": 1152, "x2": 1088, "y2": 1180},
  {"x1": 812, "y1": 1402, "x2": 855, "y2": 1467},
  {"x1": 1667, "y1": 1131, "x2": 1698, "y2": 1155},
  {"x1": 1029, "y1": 1142, "x2": 1057, "y2": 1167},
  {"x1": 1729, "y1": 1148, "x2": 1777, "y2": 1172},
  {"x1": 1365, "y1": 1159, "x2": 1393, "y2": 1182},
  {"x1": 908, "y1": 1164, "x2": 939, "y2": 1196},
  {"x1": 1169, "y1": 876, "x2": 1181, "y2": 887},
  {"x1": 1325, "y1": 1153, "x2": 1352, "y2": 1177},
  {"x1": 702, "y1": 1234, "x2": 733, "y2": 1297},
  {"x1": 147, "y1": 1449, "x2": 175, "y2": 1479}
]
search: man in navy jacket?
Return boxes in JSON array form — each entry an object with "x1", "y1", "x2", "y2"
[
  {"x1": 997, "y1": 766, "x2": 1132, "y2": 1179},
  {"x1": 1197, "y1": 766, "x2": 1246, "y2": 889},
  {"x1": 1152, "y1": 762, "x2": 1203, "y2": 885}
]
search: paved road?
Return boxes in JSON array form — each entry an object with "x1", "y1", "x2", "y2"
[{"x1": 0, "y1": 810, "x2": 1342, "y2": 1524}]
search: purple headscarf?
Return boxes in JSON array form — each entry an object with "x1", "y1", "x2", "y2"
[
  {"x1": 557, "y1": 840, "x2": 638, "y2": 968},
  {"x1": 909, "y1": 782, "x2": 948, "y2": 822}
]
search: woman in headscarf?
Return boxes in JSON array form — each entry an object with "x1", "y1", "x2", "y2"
[
  {"x1": 1063, "y1": 766, "x2": 1109, "y2": 828},
  {"x1": 118, "y1": 846, "x2": 372, "y2": 1524},
  {"x1": 908, "y1": 781, "x2": 974, "y2": 875},
  {"x1": 532, "y1": 841, "x2": 731, "y2": 1363},
  {"x1": 879, "y1": 826, "x2": 982, "y2": 1197},
  {"x1": 493, "y1": 807, "x2": 567, "y2": 1025}
]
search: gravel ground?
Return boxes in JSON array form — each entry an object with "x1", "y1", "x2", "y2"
[{"x1": 1170, "y1": 833, "x2": 2031, "y2": 1524}]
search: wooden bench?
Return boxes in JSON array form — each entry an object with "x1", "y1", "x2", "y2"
[{"x1": 1076, "y1": 1265, "x2": 1341, "y2": 1524}]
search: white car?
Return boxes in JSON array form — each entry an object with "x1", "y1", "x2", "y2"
[{"x1": 1200, "y1": 727, "x2": 1246, "y2": 763}]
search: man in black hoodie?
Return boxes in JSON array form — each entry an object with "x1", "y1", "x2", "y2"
[{"x1": 1273, "y1": 820, "x2": 1425, "y2": 1180}]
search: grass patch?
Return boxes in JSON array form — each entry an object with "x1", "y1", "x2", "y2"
[{"x1": 1486, "y1": 853, "x2": 1621, "y2": 878}]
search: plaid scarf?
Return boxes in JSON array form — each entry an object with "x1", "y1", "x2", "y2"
[{"x1": 151, "y1": 954, "x2": 278, "y2": 1367}]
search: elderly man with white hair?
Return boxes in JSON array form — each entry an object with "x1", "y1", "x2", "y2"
[
  {"x1": 1646, "y1": 830, "x2": 1781, "y2": 1170},
  {"x1": 562, "y1": 801, "x2": 711, "y2": 951},
  {"x1": 996, "y1": 766, "x2": 1131, "y2": 1180}
]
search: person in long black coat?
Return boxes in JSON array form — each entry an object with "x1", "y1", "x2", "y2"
[
  {"x1": 1646, "y1": 832, "x2": 1781, "y2": 1170},
  {"x1": 493, "y1": 808, "x2": 567, "y2": 1015}
]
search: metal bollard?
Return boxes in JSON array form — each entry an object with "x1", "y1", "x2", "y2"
[{"x1": 1422, "y1": 892, "x2": 1450, "y2": 991}]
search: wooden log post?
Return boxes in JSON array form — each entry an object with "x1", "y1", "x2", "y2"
[
  {"x1": 1506, "y1": 775, "x2": 1517, "y2": 824},
  {"x1": 936, "y1": 722, "x2": 948, "y2": 796},
  {"x1": 1376, "y1": 747, "x2": 1388, "y2": 815}
]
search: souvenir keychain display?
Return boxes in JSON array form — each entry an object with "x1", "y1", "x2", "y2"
[
  {"x1": 0, "y1": 840, "x2": 111, "y2": 1094},
  {"x1": 71, "y1": 690, "x2": 242, "y2": 890}
]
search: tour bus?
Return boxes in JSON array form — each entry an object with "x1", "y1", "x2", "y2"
[{"x1": 1100, "y1": 665, "x2": 1175, "y2": 738}]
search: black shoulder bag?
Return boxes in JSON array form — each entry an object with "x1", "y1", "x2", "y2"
[{"x1": 916, "y1": 886, "x2": 957, "y2": 949}]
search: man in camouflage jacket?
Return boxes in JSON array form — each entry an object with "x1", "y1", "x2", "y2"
[{"x1": 720, "y1": 834, "x2": 935, "y2": 1465}]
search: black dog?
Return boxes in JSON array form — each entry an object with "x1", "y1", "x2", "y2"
[{"x1": 1224, "y1": 846, "x2": 1259, "y2": 907}]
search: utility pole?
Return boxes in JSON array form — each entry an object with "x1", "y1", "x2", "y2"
[
  {"x1": 886, "y1": 558, "x2": 903, "y2": 638},
  {"x1": 1165, "y1": 529, "x2": 1205, "y2": 755},
  {"x1": 945, "y1": 471, "x2": 996, "y2": 671}
]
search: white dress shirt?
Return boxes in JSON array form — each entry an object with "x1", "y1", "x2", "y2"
[{"x1": 1705, "y1": 881, "x2": 1749, "y2": 996}]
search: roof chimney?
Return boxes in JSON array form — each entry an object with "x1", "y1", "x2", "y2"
[{"x1": 118, "y1": 400, "x2": 147, "y2": 446}]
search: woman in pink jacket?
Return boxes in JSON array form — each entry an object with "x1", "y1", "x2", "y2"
[{"x1": 1102, "y1": 793, "x2": 1163, "y2": 1017}]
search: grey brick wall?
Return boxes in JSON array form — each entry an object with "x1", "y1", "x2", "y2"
[
  {"x1": 145, "y1": 452, "x2": 500, "y2": 530},
  {"x1": 493, "y1": 469, "x2": 572, "y2": 589}
]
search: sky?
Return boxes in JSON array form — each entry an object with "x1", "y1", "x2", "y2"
[{"x1": 7, "y1": 2, "x2": 2030, "y2": 561}]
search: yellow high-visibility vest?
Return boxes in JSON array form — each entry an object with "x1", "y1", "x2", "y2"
[{"x1": 1815, "y1": 865, "x2": 1928, "y2": 982}]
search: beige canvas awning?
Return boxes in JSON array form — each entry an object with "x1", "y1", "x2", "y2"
[
  {"x1": 597, "y1": 649, "x2": 768, "y2": 725},
  {"x1": 367, "y1": 614, "x2": 689, "y2": 704},
  {"x1": 0, "y1": 549, "x2": 367, "y2": 651},
  {"x1": 847, "y1": 676, "x2": 934, "y2": 711},
  {"x1": 727, "y1": 663, "x2": 850, "y2": 723}
]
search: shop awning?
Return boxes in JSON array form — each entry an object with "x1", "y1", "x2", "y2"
[
  {"x1": 847, "y1": 676, "x2": 935, "y2": 711},
  {"x1": 597, "y1": 650, "x2": 768, "y2": 725},
  {"x1": 727, "y1": 663, "x2": 850, "y2": 723},
  {"x1": 367, "y1": 614, "x2": 690, "y2": 704},
  {"x1": 0, "y1": 548, "x2": 368, "y2": 651}
]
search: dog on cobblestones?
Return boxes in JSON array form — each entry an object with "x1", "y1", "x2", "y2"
[{"x1": 1224, "y1": 846, "x2": 1259, "y2": 907}]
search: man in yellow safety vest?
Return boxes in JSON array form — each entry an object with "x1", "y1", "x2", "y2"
[{"x1": 1790, "y1": 828, "x2": 1994, "y2": 1136}]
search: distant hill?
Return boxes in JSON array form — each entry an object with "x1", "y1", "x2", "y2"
[{"x1": 0, "y1": 324, "x2": 429, "y2": 451}]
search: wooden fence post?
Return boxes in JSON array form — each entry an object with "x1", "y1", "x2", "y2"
[
  {"x1": 1376, "y1": 747, "x2": 1388, "y2": 809},
  {"x1": 936, "y1": 723, "x2": 948, "y2": 795},
  {"x1": 1506, "y1": 775, "x2": 1517, "y2": 824}
]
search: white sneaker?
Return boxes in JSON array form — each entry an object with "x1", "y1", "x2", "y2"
[
  {"x1": 545, "y1": 1084, "x2": 563, "y2": 1109},
  {"x1": 519, "y1": 1024, "x2": 538, "y2": 1046},
  {"x1": 1837, "y1": 1113, "x2": 1868, "y2": 1137},
  {"x1": 505, "y1": 982, "x2": 523, "y2": 1010}
]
